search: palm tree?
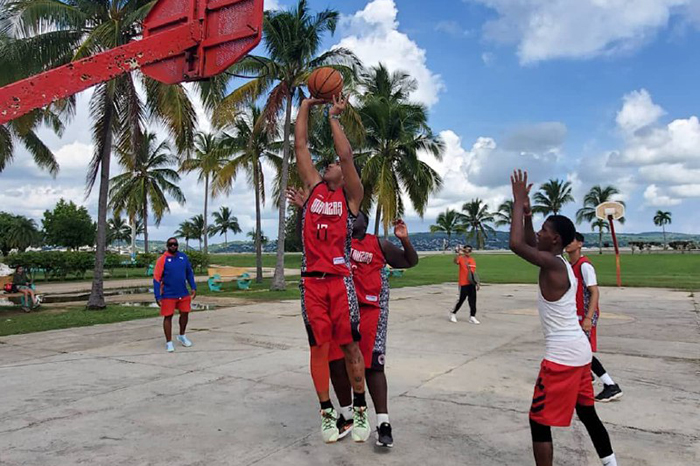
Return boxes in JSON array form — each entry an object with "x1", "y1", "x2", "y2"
[
  {"x1": 0, "y1": 213, "x2": 39, "y2": 254},
  {"x1": 190, "y1": 214, "x2": 206, "y2": 251},
  {"x1": 109, "y1": 131, "x2": 186, "y2": 254},
  {"x1": 430, "y1": 209, "x2": 465, "y2": 247},
  {"x1": 653, "y1": 210, "x2": 672, "y2": 249},
  {"x1": 533, "y1": 179, "x2": 575, "y2": 216},
  {"x1": 5, "y1": 0, "x2": 214, "y2": 308},
  {"x1": 248, "y1": 229, "x2": 269, "y2": 245},
  {"x1": 494, "y1": 200, "x2": 514, "y2": 228},
  {"x1": 591, "y1": 218, "x2": 609, "y2": 255},
  {"x1": 576, "y1": 185, "x2": 626, "y2": 224},
  {"x1": 210, "y1": 207, "x2": 242, "y2": 250},
  {"x1": 459, "y1": 199, "x2": 495, "y2": 250},
  {"x1": 180, "y1": 132, "x2": 230, "y2": 255},
  {"x1": 215, "y1": 105, "x2": 281, "y2": 282},
  {"x1": 213, "y1": 0, "x2": 358, "y2": 290},
  {"x1": 174, "y1": 220, "x2": 196, "y2": 251},
  {"x1": 107, "y1": 214, "x2": 131, "y2": 247},
  {"x1": 358, "y1": 64, "x2": 444, "y2": 236}
]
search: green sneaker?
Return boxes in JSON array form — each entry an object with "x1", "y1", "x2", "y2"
[
  {"x1": 352, "y1": 406, "x2": 371, "y2": 442},
  {"x1": 321, "y1": 408, "x2": 339, "y2": 443}
]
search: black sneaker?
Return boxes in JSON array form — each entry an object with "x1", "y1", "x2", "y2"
[
  {"x1": 595, "y1": 384, "x2": 623, "y2": 402},
  {"x1": 376, "y1": 422, "x2": 393, "y2": 448},
  {"x1": 336, "y1": 414, "x2": 353, "y2": 440}
]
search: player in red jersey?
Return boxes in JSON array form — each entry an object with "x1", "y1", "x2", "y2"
[
  {"x1": 288, "y1": 188, "x2": 419, "y2": 448},
  {"x1": 294, "y1": 94, "x2": 370, "y2": 443}
]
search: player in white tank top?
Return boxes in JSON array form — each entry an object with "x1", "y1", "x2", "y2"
[{"x1": 538, "y1": 256, "x2": 592, "y2": 367}]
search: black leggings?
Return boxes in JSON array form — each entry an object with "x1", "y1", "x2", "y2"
[
  {"x1": 453, "y1": 284, "x2": 477, "y2": 316},
  {"x1": 591, "y1": 356, "x2": 606, "y2": 378},
  {"x1": 530, "y1": 405, "x2": 613, "y2": 459}
]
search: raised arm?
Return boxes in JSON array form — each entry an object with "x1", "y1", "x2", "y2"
[
  {"x1": 523, "y1": 188, "x2": 536, "y2": 248},
  {"x1": 509, "y1": 170, "x2": 560, "y2": 269},
  {"x1": 329, "y1": 95, "x2": 363, "y2": 215},
  {"x1": 295, "y1": 98, "x2": 324, "y2": 190},
  {"x1": 381, "y1": 219, "x2": 419, "y2": 269}
]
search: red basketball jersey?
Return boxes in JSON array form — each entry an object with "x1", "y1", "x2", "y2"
[
  {"x1": 350, "y1": 234, "x2": 387, "y2": 306},
  {"x1": 302, "y1": 182, "x2": 353, "y2": 276}
]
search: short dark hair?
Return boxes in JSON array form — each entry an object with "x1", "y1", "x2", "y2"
[
  {"x1": 465, "y1": 244, "x2": 473, "y2": 250},
  {"x1": 547, "y1": 215, "x2": 576, "y2": 247},
  {"x1": 574, "y1": 232, "x2": 585, "y2": 243},
  {"x1": 167, "y1": 237, "x2": 178, "y2": 244}
]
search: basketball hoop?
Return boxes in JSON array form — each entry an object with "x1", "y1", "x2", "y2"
[{"x1": 596, "y1": 201, "x2": 625, "y2": 287}]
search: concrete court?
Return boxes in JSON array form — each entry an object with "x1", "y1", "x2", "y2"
[{"x1": 0, "y1": 284, "x2": 698, "y2": 466}]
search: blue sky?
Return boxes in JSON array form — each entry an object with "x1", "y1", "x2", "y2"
[{"x1": 3, "y1": 0, "x2": 700, "y2": 242}]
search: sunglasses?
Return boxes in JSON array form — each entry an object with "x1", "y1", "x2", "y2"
[{"x1": 167, "y1": 243, "x2": 178, "y2": 247}]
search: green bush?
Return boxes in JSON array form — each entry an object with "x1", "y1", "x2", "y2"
[
  {"x1": 186, "y1": 251, "x2": 210, "y2": 273},
  {"x1": 135, "y1": 253, "x2": 157, "y2": 268},
  {"x1": 6, "y1": 251, "x2": 95, "y2": 279}
]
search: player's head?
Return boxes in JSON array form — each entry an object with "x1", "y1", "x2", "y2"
[
  {"x1": 565, "y1": 232, "x2": 585, "y2": 254},
  {"x1": 352, "y1": 211, "x2": 369, "y2": 238},
  {"x1": 322, "y1": 160, "x2": 343, "y2": 184},
  {"x1": 15, "y1": 265, "x2": 24, "y2": 274},
  {"x1": 166, "y1": 237, "x2": 179, "y2": 253},
  {"x1": 463, "y1": 245, "x2": 473, "y2": 255},
  {"x1": 538, "y1": 215, "x2": 576, "y2": 253}
]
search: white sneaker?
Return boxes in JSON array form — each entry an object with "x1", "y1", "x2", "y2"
[
  {"x1": 177, "y1": 335, "x2": 193, "y2": 347},
  {"x1": 469, "y1": 316, "x2": 481, "y2": 325},
  {"x1": 166, "y1": 341, "x2": 175, "y2": 352},
  {"x1": 449, "y1": 313, "x2": 457, "y2": 323},
  {"x1": 352, "y1": 406, "x2": 371, "y2": 442},
  {"x1": 321, "y1": 408, "x2": 340, "y2": 443}
]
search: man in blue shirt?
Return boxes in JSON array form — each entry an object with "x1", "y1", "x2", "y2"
[{"x1": 153, "y1": 237, "x2": 197, "y2": 352}]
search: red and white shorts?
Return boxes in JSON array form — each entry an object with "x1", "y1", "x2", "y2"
[
  {"x1": 529, "y1": 359, "x2": 595, "y2": 427},
  {"x1": 300, "y1": 275, "x2": 360, "y2": 347},
  {"x1": 159, "y1": 295, "x2": 192, "y2": 317},
  {"x1": 329, "y1": 304, "x2": 385, "y2": 371}
]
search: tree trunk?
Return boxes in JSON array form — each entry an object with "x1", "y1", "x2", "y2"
[
  {"x1": 203, "y1": 174, "x2": 209, "y2": 255},
  {"x1": 224, "y1": 231, "x2": 228, "y2": 248},
  {"x1": 662, "y1": 225, "x2": 667, "y2": 250},
  {"x1": 271, "y1": 92, "x2": 294, "y2": 291},
  {"x1": 143, "y1": 194, "x2": 149, "y2": 254},
  {"x1": 130, "y1": 215, "x2": 136, "y2": 258},
  {"x1": 254, "y1": 161, "x2": 263, "y2": 283},
  {"x1": 374, "y1": 203, "x2": 382, "y2": 236},
  {"x1": 598, "y1": 229, "x2": 603, "y2": 255},
  {"x1": 87, "y1": 102, "x2": 114, "y2": 310}
]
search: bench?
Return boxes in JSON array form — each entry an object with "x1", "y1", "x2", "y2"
[
  {"x1": 207, "y1": 266, "x2": 253, "y2": 291},
  {"x1": 1, "y1": 275, "x2": 40, "y2": 309}
]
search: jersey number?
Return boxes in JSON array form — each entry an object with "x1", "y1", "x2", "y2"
[{"x1": 316, "y1": 224, "x2": 328, "y2": 241}]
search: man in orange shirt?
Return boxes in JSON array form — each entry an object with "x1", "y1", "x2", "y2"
[{"x1": 450, "y1": 245, "x2": 481, "y2": 324}]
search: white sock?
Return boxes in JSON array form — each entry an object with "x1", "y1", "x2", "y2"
[
  {"x1": 600, "y1": 373, "x2": 615, "y2": 386},
  {"x1": 601, "y1": 453, "x2": 617, "y2": 466},
  {"x1": 340, "y1": 405, "x2": 353, "y2": 420},
  {"x1": 377, "y1": 413, "x2": 390, "y2": 426}
]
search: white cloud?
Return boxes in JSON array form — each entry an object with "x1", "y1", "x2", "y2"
[
  {"x1": 265, "y1": 0, "x2": 282, "y2": 11},
  {"x1": 471, "y1": 0, "x2": 691, "y2": 64},
  {"x1": 644, "y1": 184, "x2": 682, "y2": 206},
  {"x1": 481, "y1": 52, "x2": 496, "y2": 66},
  {"x1": 337, "y1": 0, "x2": 445, "y2": 107},
  {"x1": 615, "y1": 89, "x2": 666, "y2": 134}
]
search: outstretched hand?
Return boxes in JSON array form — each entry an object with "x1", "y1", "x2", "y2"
[
  {"x1": 393, "y1": 219, "x2": 409, "y2": 240},
  {"x1": 328, "y1": 93, "x2": 347, "y2": 117},
  {"x1": 511, "y1": 170, "x2": 533, "y2": 205},
  {"x1": 303, "y1": 97, "x2": 326, "y2": 107},
  {"x1": 286, "y1": 186, "x2": 308, "y2": 208}
]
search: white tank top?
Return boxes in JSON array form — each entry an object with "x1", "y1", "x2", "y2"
[{"x1": 537, "y1": 256, "x2": 592, "y2": 367}]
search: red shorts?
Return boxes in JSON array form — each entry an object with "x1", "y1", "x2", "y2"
[
  {"x1": 329, "y1": 304, "x2": 385, "y2": 371},
  {"x1": 529, "y1": 360, "x2": 595, "y2": 427},
  {"x1": 159, "y1": 295, "x2": 192, "y2": 317},
  {"x1": 300, "y1": 275, "x2": 360, "y2": 347}
]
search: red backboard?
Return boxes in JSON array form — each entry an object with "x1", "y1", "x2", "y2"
[{"x1": 142, "y1": 0, "x2": 264, "y2": 84}]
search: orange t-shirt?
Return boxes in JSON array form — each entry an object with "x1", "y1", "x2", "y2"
[{"x1": 458, "y1": 256, "x2": 477, "y2": 286}]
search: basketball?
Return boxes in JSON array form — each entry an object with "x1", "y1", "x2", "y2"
[{"x1": 307, "y1": 67, "x2": 343, "y2": 100}]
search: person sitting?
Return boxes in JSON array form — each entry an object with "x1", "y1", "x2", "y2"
[{"x1": 13, "y1": 266, "x2": 38, "y2": 311}]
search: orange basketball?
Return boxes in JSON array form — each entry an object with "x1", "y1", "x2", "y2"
[{"x1": 307, "y1": 67, "x2": 344, "y2": 100}]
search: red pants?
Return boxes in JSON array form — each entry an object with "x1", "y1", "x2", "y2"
[{"x1": 530, "y1": 360, "x2": 595, "y2": 427}]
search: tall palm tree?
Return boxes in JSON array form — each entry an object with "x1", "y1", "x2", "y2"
[
  {"x1": 174, "y1": 220, "x2": 196, "y2": 251},
  {"x1": 109, "y1": 131, "x2": 185, "y2": 254},
  {"x1": 358, "y1": 64, "x2": 444, "y2": 236},
  {"x1": 190, "y1": 214, "x2": 206, "y2": 251},
  {"x1": 247, "y1": 229, "x2": 269, "y2": 245},
  {"x1": 0, "y1": 213, "x2": 39, "y2": 253},
  {"x1": 210, "y1": 207, "x2": 242, "y2": 250},
  {"x1": 591, "y1": 218, "x2": 609, "y2": 255},
  {"x1": 576, "y1": 185, "x2": 626, "y2": 224},
  {"x1": 430, "y1": 209, "x2": 465, "y2": 246},
  {"x1": 180, "y1": 132, "x2": 230, "y2": 255},
  {"x1": 213, "y1": 0, "x2": 358, "y2": 290},
  {"x1": 215, "y1": 105, "x2": 281, "y2": 282},
  {"x1": 533, "y1": 179, "x2": 575, "y2": 216},
  {"x1": 5, "y1": 0, "x2": 215, "y2": 308},
  {"x1": 107, "y1": 214, "x2": 131, "y2": 247},
  {"x1": 459, "y1": 199, "x2": 495, "y2": 250},
  {"x1": 494, "y1": 200, "x2": 514, "y2": 228},
  {"x1": 653, "y1": 210, "x2": 672, "y2": 249}
]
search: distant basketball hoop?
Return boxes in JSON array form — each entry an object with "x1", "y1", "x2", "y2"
[{"x1": 596, "y1": 201, "x2": 625, "y2": 287}]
